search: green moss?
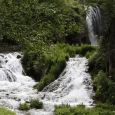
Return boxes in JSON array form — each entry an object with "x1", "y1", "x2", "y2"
[{"x1": 0, "y1": 108, "x2": 16, "y2": 115}]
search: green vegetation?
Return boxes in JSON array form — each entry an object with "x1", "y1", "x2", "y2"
[
  {"x1": 85, "y1": 0, "x2": 115, "y2": 102},
  {"x1": 0, "y1": 0, "x2": 115, "y2": 113},
  {"x1": 19, "y1": 103, "x2": 30, "y2": 111},
  {"x1": 87, "y1": 0, "x2": 115, "y2": 81},
  {"x1": 0, "y1": 107, "x2": 16, "y2": 115},
  {"x1": 55, "y1": 104, "x2": 115, "y2": 115},
  {"x1": 86, "y1": 48, "x2": 115, "y2": 104},
  {"x1": 0, "y1": 0, "x2": 85, "y2": 46},
  {"x1": 23, "y1": 44, "x2": 96, "y2": 91},
  {"x1": 93, "y1": 71, "x2": 115, "y2": 104},
  {"x1": 30, "y1": 99, "x2": 43, "y2": 109},
  {"x1": 19, "y1": 99, "x2": 43, "y2": 111}
]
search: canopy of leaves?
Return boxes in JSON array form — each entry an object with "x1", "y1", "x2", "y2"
[{"x1": 0, "y1": 0, "x2": 85, "y2": 46}]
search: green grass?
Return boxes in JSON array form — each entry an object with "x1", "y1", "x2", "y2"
[
  {"x1": 55, "y1": 104, "x2": 115, "y2": 115},
  {"x1": 0, "y1": 108, "x2": 16, "y2": 115}
]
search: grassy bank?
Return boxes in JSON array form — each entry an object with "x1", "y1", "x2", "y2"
[
  {"x1": 55, "y1": 104, "x2": 115, "y2": 115},
  {"x1": 0, "y1": 108, "x2": 16, "y2": 115},
  {"x1": 22, "y1": 43, "x2": 96, "y2": 91}
]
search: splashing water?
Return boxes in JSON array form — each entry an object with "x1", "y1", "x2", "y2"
[
  {"x1": 86, "y1": 6, "x2": 102, "y2": 45},
  {"x1": 0, "y1": 53, "x2": 94, "y2": 115},
  {"x1": 0, "y1": 52, "x2": 38, "y2": 114}
]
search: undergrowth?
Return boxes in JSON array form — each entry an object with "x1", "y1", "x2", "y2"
[{"x1": 22, "y1": 43, "x2": 96, "y2": 91}]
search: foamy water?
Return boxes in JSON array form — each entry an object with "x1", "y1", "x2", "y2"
[{"x1": 0, "y1": 53, "x2": 94, "y2": 115}]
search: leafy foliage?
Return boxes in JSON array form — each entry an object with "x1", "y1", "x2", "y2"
[
  {"x1": 93, "y1": 70, "x2": 115, "y2": 104},
  {"x1": 0, "y1": 0, "x2": 85, "y2": 46},
  {"x1": 87, "y1": 49, "x2": 115, "y2": 104}
]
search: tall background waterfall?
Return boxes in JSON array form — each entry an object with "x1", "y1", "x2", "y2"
[
  {"x1": 0, "y1": 53, "x2": 94, "y2": 115},
  {"x1": 86, "y1": 6, "x2": 102, "y2": 45}
]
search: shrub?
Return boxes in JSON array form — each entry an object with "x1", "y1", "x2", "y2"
[
  {"x1": 19, "y1": 103, "x2": 30, "y2": 111},
  {"x1": 93, "y1": 71, "x2": 109, "y2": 102},
  {"x1": 92, "y1": 70, "x2": 115, "y2": 104},
  {"x1": 30, "y1": 99, "x2": 43, "y2": 109}
]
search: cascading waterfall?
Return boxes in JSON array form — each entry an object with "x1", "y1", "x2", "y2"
[
  {"x1": 86, "y1": 6, "x2": 102, "y2": 45},
  {"x1": 0, "y1": 53, "x2": 38, "y2": 114},
  {"x1": 41, "y1": 55, "x2": 94, "y2": 106},
  {"x1": 0, "y1": 53, "x2": 94, "y2": 115}
]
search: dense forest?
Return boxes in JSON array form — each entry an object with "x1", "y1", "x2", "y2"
[{"x1": 0, "y1": 0, "x2": 115, "y2": 115}]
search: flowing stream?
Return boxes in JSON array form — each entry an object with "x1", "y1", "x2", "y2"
[{"x1": 0, "y1": 52, "x2": 94, "y2": 115}]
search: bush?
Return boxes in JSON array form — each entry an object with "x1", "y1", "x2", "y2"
[
  {"x1": 92, "y1": 70, "x2": 115, "y2": 104},
  {"x1": 30, "y1": 99, "x2": 43, "y2": 109},
  {"x1": 19, "y1": 103, "x2": 30, "y2": 111},
  {"x1": 87, "y1": 47, "x2": 115, "y2": 105},
  {"x1": 93, "y1": 71, "x2": 109, "y2": 102}
]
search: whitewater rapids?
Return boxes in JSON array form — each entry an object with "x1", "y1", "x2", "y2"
[{"x1": 0, "y1": 52, "x2": 94, "y2": 115}]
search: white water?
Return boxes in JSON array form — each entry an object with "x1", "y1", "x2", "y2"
[
  {"x1": 86, "y1": 6, "x2": 102, "y2": 45},
  {"x1": 0, "y1": 53, "x2": 94, "y2": 115}
]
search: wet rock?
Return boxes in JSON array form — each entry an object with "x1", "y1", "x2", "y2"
[{"x1": 17, "y1": 55, "x2": 22, "y2": 59}]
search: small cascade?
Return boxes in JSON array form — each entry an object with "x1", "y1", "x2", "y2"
[
  {"x1": 40, "y1": 55, "x2": 94, "y2": 110},
  {"x1": 86, "y1": 6, "x2": 102, "y2": 45},
  {"x1": 0, "y1": 53, "x2": 94, "y2": 115},
  {"x1": 0, "y1": 53, "x2": 22, "y2": 82},
  {"x1": 0, "y1": 52, "x2": 37, "y2": 113}
]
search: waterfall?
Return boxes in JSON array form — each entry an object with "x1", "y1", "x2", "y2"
[
  {"x1": 41, "y1": 55, "x2": 94, "y2": 109},
  {"x1": 0, "y1": 53, "x2": 94, "y2": 115},
  {"x1": 86, "y1": 6, "x2": 102, "y2": 45},
  {"x1": 0, "y1": 52, "x2": 37, "y2": 114}
]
